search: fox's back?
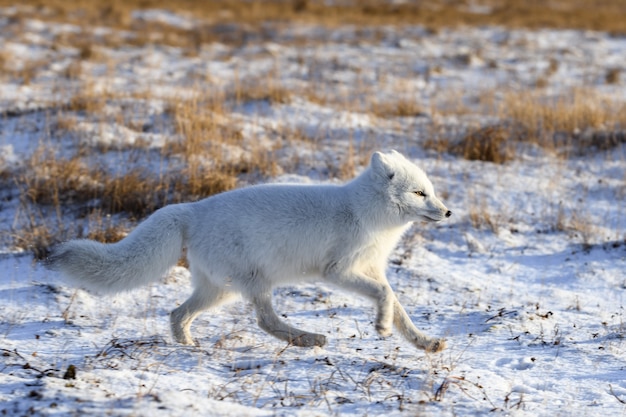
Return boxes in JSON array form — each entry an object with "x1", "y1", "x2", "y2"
[{"x1": 187, "y1": 183, "x2": 361, "y2": 282}]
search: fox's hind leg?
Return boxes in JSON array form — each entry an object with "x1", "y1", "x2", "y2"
[
  {"x1": 171, "y1": 269, "x2": 236, "y2": 345},
  {"x1": 252, "y1": 293, "x2": 326, "y2": 347},
  {"x1": 393, "y1": 300, "x2": 446, "y2": 352}
]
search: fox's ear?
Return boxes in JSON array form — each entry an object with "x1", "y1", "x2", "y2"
[
  {"x1": 389, "y1": 149, "x2": 403, "y2": 158},
  {"x1": 371, "y1": 152, "x2": 395, "y2": 180}
]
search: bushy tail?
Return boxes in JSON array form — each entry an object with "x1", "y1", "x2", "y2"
[{"x1": 46, "y1": 203, "x2": 192, "y2": 294}]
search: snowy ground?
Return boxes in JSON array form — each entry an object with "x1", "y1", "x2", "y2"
[{"x1": 1, "y1": 6, "x2": 625, "y2": 417}]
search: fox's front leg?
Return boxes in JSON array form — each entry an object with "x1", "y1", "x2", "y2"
[
  {"x1": 374, "y1": 290, "x2": 394, "y2": 338},
  {"x1": 393, "y1": 299, "x2": 446, "y2": 352}
]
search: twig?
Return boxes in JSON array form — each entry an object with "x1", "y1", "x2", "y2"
[
  {"x1": 61, "y1": 290, "x2": 78, "y2": 323},
  {"x1": 609, "y1": 384, "x2": 626, "y2": 404}
]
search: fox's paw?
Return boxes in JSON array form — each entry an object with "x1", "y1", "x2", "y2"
[
  {"x1": 425, "y1": 338, "x2": 446, "y2": 353},
  {"x1": 375, "y1": 323, "x2": 393, "y2": 338},
  {"x1": 290, "y1": 332, "x2": 327, "y2": 348},
  {"x1": 170, "y1": 322, "x2": 195, "y2": 346},
  {"x1": 173, "y1": 332, "x2": 195, "y2": 346}
]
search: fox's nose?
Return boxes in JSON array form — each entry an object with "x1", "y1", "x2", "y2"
[{"x1": 445, "y1": 210, "x2": 452, "y2": 218}]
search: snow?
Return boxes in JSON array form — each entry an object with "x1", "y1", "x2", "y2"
[
  {"x1": 132, "y1": 9, "x2": 200, "y2": 31},
  {"x1": 1, "y1": 7, "x2": 625, "y2": 417}
]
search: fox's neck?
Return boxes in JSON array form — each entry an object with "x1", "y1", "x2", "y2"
[{"x1": 345, "y1": 169, "x2": 409, "y2": 232}]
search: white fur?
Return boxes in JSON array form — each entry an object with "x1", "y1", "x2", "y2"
[{"x1": 47, "y1": 151, "x2": 452, "y2": 352}]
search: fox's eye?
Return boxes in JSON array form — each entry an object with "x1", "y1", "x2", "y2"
[{"x1": 414, "y1": 191, "x2": 426, "y2": 197}]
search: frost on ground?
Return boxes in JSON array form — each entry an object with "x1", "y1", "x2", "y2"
[{"x1": 1, "y1": 5, "x2": 625, "y2": 417}]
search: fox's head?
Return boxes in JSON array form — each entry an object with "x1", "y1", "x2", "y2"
[{"x1": 369, "y1": 150, "x2": 452, "y2": 224}]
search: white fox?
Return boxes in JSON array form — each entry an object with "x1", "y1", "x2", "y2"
[{"x1": 47, "y1": 151, "x2": 452, "y2": 352}]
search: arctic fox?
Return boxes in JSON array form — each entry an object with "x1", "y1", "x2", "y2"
[{"x1": 47, "y1": 150, "x2": 452, "y2": 352}]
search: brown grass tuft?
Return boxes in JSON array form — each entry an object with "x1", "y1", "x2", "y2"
[
  {"x1": 100, "y1": 170, "x2": 164, "y2": 217},
  {"x1": 84, "y1": 212, "x2": 129, "y2": 244},
  {"x1": 235, "y1": 77, "x2": 292, "y2": 105},
  {"x1": 372, "y1": 99, "x2": 427, "y2": 119},
  {"x1": 177, "y1": 165, "x2": 239, "y2": 202},
  {"x1": 12, "y1": 224, "x2": 55, "y2": 260},
  {"x1": 19, "y1": 146, "x2": 95, "y2": 207},
  {"x1": 606, "y1": 68, "x2": 621, "y2": 85},
  {"x1": 424, "y1": 122, "x2": 517, "y2": 164},
  {"x1": 452, "y1": 125, "x2": 512, "y2": 164}
]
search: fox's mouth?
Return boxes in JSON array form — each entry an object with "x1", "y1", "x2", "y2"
[{"x1": 420, "y1": 210, "x2": 450, "y2": 222}]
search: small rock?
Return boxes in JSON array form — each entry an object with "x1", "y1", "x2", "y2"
[{"x1": 63, "y1": 364, "x2": 77, "y2": 380}]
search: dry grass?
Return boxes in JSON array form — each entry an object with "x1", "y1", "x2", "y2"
[
  {"x1": 425, "y1": 89, "x2": 626, "y2": 163},
  {"x1": 606, "y1": 68, "x2": 621, "y2": 85},
  {"x1": 1, "y1": 0, "x2": 625, "y2": 35},
  {"x1": 12, "y1": 152, "x2": 239, "y2": 256},
  {"x1": 18, "y1": 144, "x2": 241, "y2": 214},
  {"x1": 500, "y1": 89, "x2": 626, "y2": 153},
  {"x1": 11, "y1": 225, "x2": 56, "y2": 260},
  {"x1": 234, "y1": 76, "x2": 292, "y2": 105},
  {"x1": 561, "y1": 212, "x2": 599, "y2": 250},
  {"x1": 66, "y1": 81, "x2": 110, "y2": 115},
  {"x1": 19, "y1": 146, "x2": 94, "y2": 207},
  {"x1": 372, "y1": 99, "x2": 427, "y2": 119},
  {"x1": 452, "y1": 125, "x2": 513, "y2": 164},
  {"x1": 552, "y1": 191, "x2": 600, "y2": 249},
  {"x1": 467, "y1": 192, "x2": 501, "y2": 233},
  {"x1": 0, "y1": 49, "x2": 48, "y2": 85},
  {"x1": 83, "y1": 211, "x2": 130, "y2": 243}
]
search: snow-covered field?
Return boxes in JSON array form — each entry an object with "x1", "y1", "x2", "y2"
[{"x1": 1, "y1": 6, "x2": 625, "y2": 416}]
